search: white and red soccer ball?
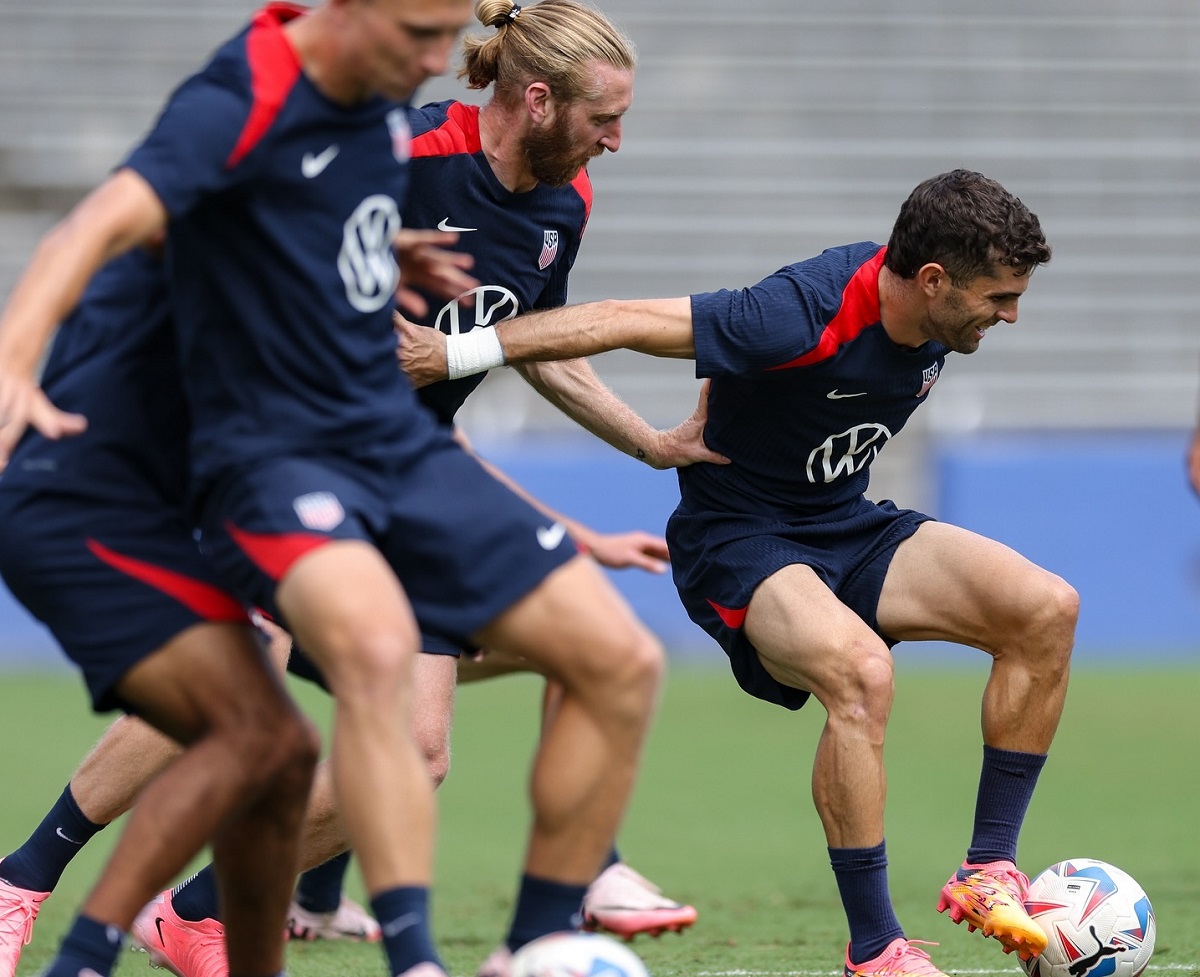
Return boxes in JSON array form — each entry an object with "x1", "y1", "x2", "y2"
[{"x1": 1021, "y1": 859, "x2": 1155, "y2": 977}]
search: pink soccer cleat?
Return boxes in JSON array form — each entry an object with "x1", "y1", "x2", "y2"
[
  {"x1": 131, "y1": 891, "x2": 228, "y2": 977},
  {"x1": 843, "y1": 938, "x2": 947, "y2": 977},
  {"x1": 287, "y1": 896, "x2": 380, "y2": 942},
  {"x1": 0, "y1": 867, "x2": 51, "y2": 977},
  {"x1": 937, "y1": 860, "x2": 1048, "y2": 960},
  {"x1": 582, "y1": 863, "x2": 697, "y2": 940}
]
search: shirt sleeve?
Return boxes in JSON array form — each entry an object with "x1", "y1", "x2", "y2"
[
  {"x1": 690, "y1": 265, "x2": 832, "y2": 376},
  {"x1": 122, "y1": 66, "x2": 256, "y2": 218}
]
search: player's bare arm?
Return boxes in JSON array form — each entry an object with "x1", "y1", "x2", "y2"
[
  {"x1": 516, "y1": 360, "x2": 727, "y2": 470},
  {"x1": 0, "y1": 169, "x2": 166, "y2": 465},
  {"x1": 396, "y1": 296, "x2": 696, "y2": 386}
]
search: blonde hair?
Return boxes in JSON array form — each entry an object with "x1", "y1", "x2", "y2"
[{"x1": 459, "y1": 0, "x2": 636, "y2": 102}]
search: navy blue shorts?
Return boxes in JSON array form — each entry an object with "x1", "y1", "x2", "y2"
[
  {"x1": 196, "y1": 435, "x2": 575, "y2": 647},
  {"x1": 667, "y1": 497, "x2": 932, "y2": 710},
  {"x1": 0, "y1": 489, "x2": 249, "y2": 712}
]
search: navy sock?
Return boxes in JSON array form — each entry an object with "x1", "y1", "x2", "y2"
[
  {"x1": 171, "y1": 866, "x2": 222, "y2": 923},
  {"x1": 966, "y1": 745, "x2": 1047, "y2": 866},
  {"x1": 505, "y1": 874, "x2": 587, "y2": 953},
  {"x1": 372, "y1": 886, "x2": 440, "y2": 976},
  {"x1": 0, "y1": 785, "x2": 106, "y2": 892},
  {"x1": 830, "y1": 841, "x2": 903, "y2": 965},
  {"x1": 43, "y1": 915, "x2": 123, "y2": 977},
  {"x1": 603, "y1": 848, "x2": 620, "y2": 872},
  {"x1": 296, "y1": 852, "x2": 351, "y2": 914}
]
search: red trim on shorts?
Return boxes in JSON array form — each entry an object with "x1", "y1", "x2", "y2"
[
  {"x1": 226, "y1": 3, "x2": 306, "y2": 168},
  {"x1": 706, "y1": 597, "x2": 748, "y2": 629},
  {"x1": 765, "y1": 246, "x2": 887, "y2": 370},
  {"x1": 225, "y1": 522, "x2": 330, "y2": 581},
  {"x1": 410, "y1": 101, "x2": 483, "y2": 158},
  {"x1": 86, "y1": 539, "x2": 248, "y2": 622}
]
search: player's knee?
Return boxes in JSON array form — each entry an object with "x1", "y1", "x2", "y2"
[
  {"x1": 595, "y1": 623, "x2": 664, "y2": 721},
  {"x1": 825, "y1": 642, "x2": 894, "y2": 737},
  {"x1": 424, "y1": 744, "x2": 451, "y2": 788},
  {"x1": 318, "y1": 627, "x2": 419, "y2": 702},
  {"x1": 1023, "y1": 572, "x2": 1079, "y2": 667},
  {"x1": 236, "y1": 698, "x2": 319, "y2": 790}
]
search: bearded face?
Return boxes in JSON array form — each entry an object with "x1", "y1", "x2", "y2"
[{"x1": 522, "y1": 112, "x2": 605, "y2": 188}]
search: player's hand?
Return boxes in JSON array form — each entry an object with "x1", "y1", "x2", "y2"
[
  {"x1": 1187, "y1": 427, "x2": 1200, "y2": 498},
  {"x1": 394, "y1": 311, "x2": 449, "y2": 388},
  {"x1": 649, "y1": 380, "x2": 729, "y2": 469},
  {"x1": 0, "y1": 371, "x2": 87, "y2": 471},
  {"x1": 576, "y1": 527, "x2": 669, "y2": 574},
  {"x1": 393, "y1": 228, "x2": 478, "y2": 318}
]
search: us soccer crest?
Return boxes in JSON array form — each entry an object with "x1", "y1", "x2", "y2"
[{"x1": 538, "y1": 230, "x2": 559, "y2": 270}]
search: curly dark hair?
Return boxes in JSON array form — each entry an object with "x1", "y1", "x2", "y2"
[{"x1": 884, "y1": 169, "x2": 1051, "y2": 285}]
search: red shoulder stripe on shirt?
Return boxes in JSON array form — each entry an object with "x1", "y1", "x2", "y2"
[
  {"x1": 410, "y1": 102, "x2": 483, "y2": 158},
  {"x1": 226, "y1": 3, "x2": 306, "y2": 169},
  {"x1": 766, "y1": 246, "x2": 887, "y2": 371}
]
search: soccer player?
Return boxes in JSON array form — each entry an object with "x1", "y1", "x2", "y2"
[
  {"x1": 0, "y1": 5, "x2": 663, "y2": 977},
  {"x1": 0, "y1": 246, "x2": 321, "y2": 977},
  {"x1": 399, "y1": 169, "x2": 1080, "y2": 977}
]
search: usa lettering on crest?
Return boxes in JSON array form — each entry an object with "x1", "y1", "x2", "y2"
[
  {"x1": 293, "y1": 491, "x2": 345, "y2": 532},
  {"x1": 538, "y1": 230, "x2": 559, "y2": 270},
  {"x1": 388, "y1": 108, "x2": 411, "y2": 163},
  {"x1": 918, "y1": 362, "x2": 940, "y2": 397}
]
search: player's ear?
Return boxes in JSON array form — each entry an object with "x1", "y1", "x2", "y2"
[
  {"x1": 525, "y1": 81, "x2": 553, "y2": 123},
  {"x1": 916, "y1": 262, "x2": 947, "y2": 297}
]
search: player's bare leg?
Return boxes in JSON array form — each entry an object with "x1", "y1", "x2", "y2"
[
  {"x1": 81, "y1": 623, "x2": 318, "y2": 976},
  {"x1": 878, "y1": 521, "x2": 1077, "y2": 958}
]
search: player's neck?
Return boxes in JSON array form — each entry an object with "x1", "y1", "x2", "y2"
[
  {"x1": 877, "y1": 266, "x2": 928, "y2": 348},
  {"x1": 479, "y1": 102, "x2": 539, "y2": 193},
  {"x1": 286, "y1": 10, "x2": 371, "y2": 106}
]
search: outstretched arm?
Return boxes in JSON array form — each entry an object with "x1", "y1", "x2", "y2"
[
  {"x1": 0, "y1": 169, "x2": 167, "y2": 467},
  {"x1": 397, "y1": 296, "x2": 696, "y2": 387},
  {"x1": 517, "y1": 360, "x2": 727, "y2": 470}
]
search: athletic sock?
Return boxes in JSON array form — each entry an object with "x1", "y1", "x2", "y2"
[
  {"x1": 830, "y1": 841, "x2": 904, "y2": 965},
  {"x1": 504, "y1": 874, "x2": 587, "y2": 953},
  {"x1": 966, "y1": 745, "x2": 1047, "y2": 866},
  {"x1": 372, "y1": 886, "x2": 440, "y2": 976},
  {"x1": 295, "y1": 852, "x2": 351, "y2": 914},
  {"x1": 42, "y1": 915, "x2": 123, "y2": 977},
  {"x1": 602, "y1": 848, "x2": 621, "y2": 873},
  {"x1": 0, "y1": 784, "x2": 106, "y2": 892},
  {"x1": 171, "y1": 866, "x2": 222, "y2": 923}
]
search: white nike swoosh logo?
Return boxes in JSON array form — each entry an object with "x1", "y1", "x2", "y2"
[
  {"x1": 826, "y1": 389, "x2": 867, "y2": 399},
  {"x1": 437, "y1": 218, "x2": 477, "y2": 233},
  {"x1": 301, "y1": 145, "x2": 340, "y2": 178},
  {"x1": 380, "y1": 912, "x2": 421, "y2": 939},
  {"x1": 536, "y1": 523, "x2": 567, "y2": 550},
  {"x1": 55, "y1": 826, "x2": 82, "y2": 845}
]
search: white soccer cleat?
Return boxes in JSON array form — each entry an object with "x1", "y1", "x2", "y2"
[
  {"x1": 287, "y1": 896, "x2": 381, "y2": 942},
  {"x1": 582, "y1": 863, "x2": 697, "y2": 940}
]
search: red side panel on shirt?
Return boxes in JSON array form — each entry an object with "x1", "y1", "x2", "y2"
[
  {"x1": 410, "y1": 102, "x2": 484, "y2": 157},
  {"x1": 766, "y1": 246, "x2": 887, "y2": 371},
  {"x1": 226, "y1": 3, "x2": 306, "y2": 168},
  {"x1": 86, "y1": 539, "x2": 248, "y2": 623}
]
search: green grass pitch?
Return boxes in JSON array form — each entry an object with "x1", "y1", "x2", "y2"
[{"x1": 2, "y1": 661, "x2": 1197, "y2": 977}]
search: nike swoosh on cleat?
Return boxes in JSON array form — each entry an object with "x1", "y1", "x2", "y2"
[
  {"x1": 154, "y1": 917, "x2": 167, "y2": 946},
  {"x1": 437, "y1": 218, "x2": 477, "y2": 233}
]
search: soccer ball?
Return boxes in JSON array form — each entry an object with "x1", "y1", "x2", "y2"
[
  {"x1": 1020, "y1": 859, "x2": 1155, "y2": 977},
  {"x1": 510, "y1": 932, "x2": 651, "y2": 977}
]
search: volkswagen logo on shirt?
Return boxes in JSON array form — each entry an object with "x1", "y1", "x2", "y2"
[
  {"x1": 434, "y1": 284, "x2": 520, "y2": 335},
  {"x1": 338, "y1": 194, "x2": 401, "y2": 312},
  {"x1": 805, "y1": 423, "x2": 892, "y2": 483}
]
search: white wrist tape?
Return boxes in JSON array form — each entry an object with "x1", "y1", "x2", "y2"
[{"x1": 446, "y1": 327, "x2": 505, "y2": 380}]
